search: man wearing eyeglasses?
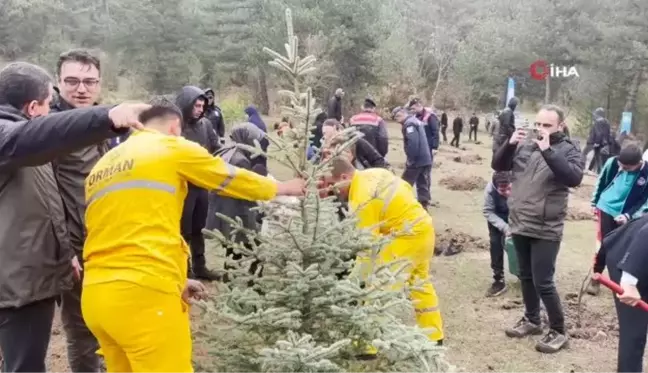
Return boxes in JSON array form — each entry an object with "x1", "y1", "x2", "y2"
[
  {"x1": 51, "y1": 49, "x2": 105, "y2": 373},
  {"x1": 492, "y1": 104, "x2": 584, "y2": 354}
]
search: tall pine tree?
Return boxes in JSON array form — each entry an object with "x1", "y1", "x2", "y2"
[{"x1": 196, "y1": 8, "x2": 451, "y2": 373}]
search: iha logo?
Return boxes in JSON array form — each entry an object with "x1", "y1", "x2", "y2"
[{"x1": 529, "y1": 60, "x2": 579, "y2": 80}]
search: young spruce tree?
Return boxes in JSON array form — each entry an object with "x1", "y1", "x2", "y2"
[{"x1": 196, "y1": 8, "x2": 451, "y2": 373}]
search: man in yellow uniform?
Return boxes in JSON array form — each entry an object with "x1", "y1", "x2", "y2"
[
  {"x1": 322, "y1": 157, "x2": 444, "y2": 344},
  {"x1": 81, "y1": 97, "x2": 305, "y2": 373}
]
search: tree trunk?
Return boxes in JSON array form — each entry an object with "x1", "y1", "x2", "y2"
[
  {"x1": 256, "y1": 65, "x2": 270, "y2": 115},
  {"x1": 430, "y1": 67, "x2": 443, "y2": 103},
  {"x1": 623, "y1": 65, "x2": 646, "y2": 135},
  {"x1": 544, "y1": 75, "x2": 551, "y2": 104}
]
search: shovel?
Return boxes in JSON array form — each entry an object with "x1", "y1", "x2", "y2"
[{"x1": 592, "y1": 273, "x2": 648, "y2": 312}]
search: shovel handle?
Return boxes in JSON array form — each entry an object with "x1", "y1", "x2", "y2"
[{"x1": 593, "y1": 273, "x2": 648, "y2": 312}]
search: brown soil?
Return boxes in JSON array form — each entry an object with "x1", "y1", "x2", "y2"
[
  {"x1": 567, "y1": 205, "x2": 596, "y2": 221},
  {"x1": 439, "y1": 175, "x2": 487, "y2": 191},
  {"x1": 563, "y1": 293, "x2": 618, "y2": 340},
  {"x1": 451, "y1": 153, "x2": 483, "y2": 164},
  {"x1": 438, "y1": 146, "x2": 460, "y2": 154},
  {"x1": 435, "y1": 228, "x2": 489, "y2": 256}
]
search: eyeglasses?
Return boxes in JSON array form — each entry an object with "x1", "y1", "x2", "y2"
[{"x1": 62, "y1": 77, "x2": 100, "y2": 89}]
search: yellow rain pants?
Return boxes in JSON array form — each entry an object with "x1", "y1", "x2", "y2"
[{"x1": 82, "y1": 281, "x2": 192, "y2": 372}]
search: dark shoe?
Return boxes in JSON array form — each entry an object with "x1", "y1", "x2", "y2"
[
  {"x1": 485, "y1": 281, "x2": 507, "y2": 297},
  {"x1": 586, "y1": 279, "x2": 600, "y2": 296},
  {"x1": 535, "y1": 330, "x2": 568, "y2": 353},
  {"x1": 505, "y1": 317, "x2": 543, "y2": 338},
  {"x1": 192, "y1": 267, "x2": 220, "y2": 282},
  {"x1": 436, "y1": 339, "x2": 443, "y2": 346}
]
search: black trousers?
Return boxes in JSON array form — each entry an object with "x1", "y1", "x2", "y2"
[
  {"x1": 594, "y1": 211, "x2": 621, "y2": 273},
  {"x1": 0, "y1": 297, "x2": 56, "y2": 372},
  {"x1": 469, "y1": 125, "x2": 478, "y2": 141},
  {"x1": 440, "y1": 125, "x2": 448, "y2": 142},
  {"x1": 450, "y1": 132, "x2": 460, "y2": 147},
  {"x1": 488, "y1": 224, "x2": 505, "y2": 282},
  {"x1": 512, "y1": 234, "x2": 565, "y2": 333},
  {"x1": 608, "y1": 266, "x2": 648, "y2": 373},
  {"x1": 182, "y1": 186, "x2": 209, "y2": 270},
  {"x1": 61, "y1": 278, "x2": 100, "y2": 372},
  {"x1": 402, "y1": 165, "x2": 432, "y2": 206}
]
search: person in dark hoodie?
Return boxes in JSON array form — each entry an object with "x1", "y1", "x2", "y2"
[
  {"x1": 596, "y1": 214, "x2": 648, "y2": 372},
  {"x1": 583, "y1": 107, "x2": 612, "y2": 174},
  {"x1": 207, "y1": 123, "x2": 266, "y2": 285},
  {"x1": 450, "y1": 115, "x2": 463, "y2": 148},
  {"x1": 392, "y1": 107, "x2": 432, "y2": 209},
  {"x1": 203, "y1": 88, "x2": 226, "y2": 142},
  {"x1": 175, "y1": 85, "x2": 220, "y2": 281},
  {"x1": 493, "y1": 97, "x2": 519, "y2": 154}
]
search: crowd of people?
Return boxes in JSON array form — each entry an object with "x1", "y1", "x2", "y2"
[{"x1": 0, "y1": 46, "x2": 647, "y2": 373}]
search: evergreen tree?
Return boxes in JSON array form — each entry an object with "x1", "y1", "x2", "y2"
[{"x1": 195, "y1": 8, "x2": 451, "y2": 373}]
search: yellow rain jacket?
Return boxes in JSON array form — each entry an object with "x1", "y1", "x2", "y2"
[
  {"x1": 349, "y1": 168, "x2": 444, "y2": 342},
  {"x1": 81, "y1": 130, "x2": 278, "y2": 372}
]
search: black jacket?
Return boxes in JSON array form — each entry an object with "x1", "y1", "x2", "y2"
[
  {"x1": 494, "y1": 104, "x2": 517, "y2": 152},
  {"x1": 175, "y1": 86, "x2": 219, "y2": 154},
  {"x1": 587, "y1": 117, "x2": 612, "y2": 147},
  {"x1": 355, "y1": 138, "x2": 389, "y2": 169},
  {"x1": 205, "y1": 106, "x2": 225, "y2": 138},
  {"x1": 327, "y1": 96, "x2": 342, "y2": 121},
  {"x1": 0, "y1": 104, "x2": 126, "y2": 307},
  {"x1": 601, "y1": 215, "x2": 648, "y2": 296},
  {"x1": 453, "y1": 117, "x2": 463, "y2": 133}
]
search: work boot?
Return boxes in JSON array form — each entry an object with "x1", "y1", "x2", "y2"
[
  {"x1": 191, "y1": 267, "x2": 220, "y2": 282},
  {"x1": 505, "y1": 317, "x2": 543, "y2": 338},
  {"x1": 535, "y1": 330, "x2": 569, "y2": 353},
  {"x1": 586, "y1": 279, "x2": 600, "y2": 296},
  {"x1": 485, "y1": 280, "x2": 507, "y2": 297}
]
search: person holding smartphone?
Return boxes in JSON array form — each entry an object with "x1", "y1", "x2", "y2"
[{"x1": 492, "y1": 104, "x2": 584, "y2": 354}]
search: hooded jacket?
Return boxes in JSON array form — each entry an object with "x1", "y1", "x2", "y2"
[
  {"x1": 327, "y1": 95, "x2": 342, "y2": 121},
  {"x1": 0, "y1": 103, "x2": 126, "y2": 308},
  {"x1": 207, "y1": 123, "x2": 265, "y2": 243},
  {"x1": 414, "y1": 108, "x2": 439, "y2": 151},
  {"x1": 492, "y1": 131, "x2": 584, "y2": 241},
  {"x1": 204, "y1": 88, "x2": 226, "y2": 138},
  {"x1": 493, "y1": 97, "x2": 519, "y2": 152},
  {"x1": 311, "y1": 112, "x2": 327, "y2": 149},
  {"x1": 175, "y1": 86, "x2": 219, "y2": 154}
]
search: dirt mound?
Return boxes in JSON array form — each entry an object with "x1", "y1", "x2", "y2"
[
  {"x1": 571, "y1": 184, "x2": 595, "y2": 201},
  {"x1": 566, "y1": 204, "x2": 595, "y2": 221},
  {"x1": 438, "y1": 146, "x2": 460, "y2": 154},
  {"x1": 435, "y1": 228, "x2": 489, "y2": 256},
  {"x1": 563, "y1": 292, "x2": 618, "y2": 340},
  {"x1": 433, "y1": 160, "x2": 443, "y2": 168},
  {"x1": 439, "y1": 175, "x2": 487, "y2": 191},
  {"x1": 452, "y1": 153, "x2": 483, "y2": 164}
]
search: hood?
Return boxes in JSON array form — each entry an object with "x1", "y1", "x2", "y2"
[
  {"x1": 230, "y1": 122, "x2": 265, "y2": 147},
  {"x1": 244, "y1": 105, "x2": 267, "y2": 132},
  {"x1": 175, "y1": 86, "x2": 207, "y2": 124},
  {"x1": 507, "y1": 97, "x2": 519, "y2": 111},
  {"x1": 593, "y1": 107, "x2": 605, "y2": 119},
  {"x1": 0, "y1": 104, "x2": 27, "y2": 122}
]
